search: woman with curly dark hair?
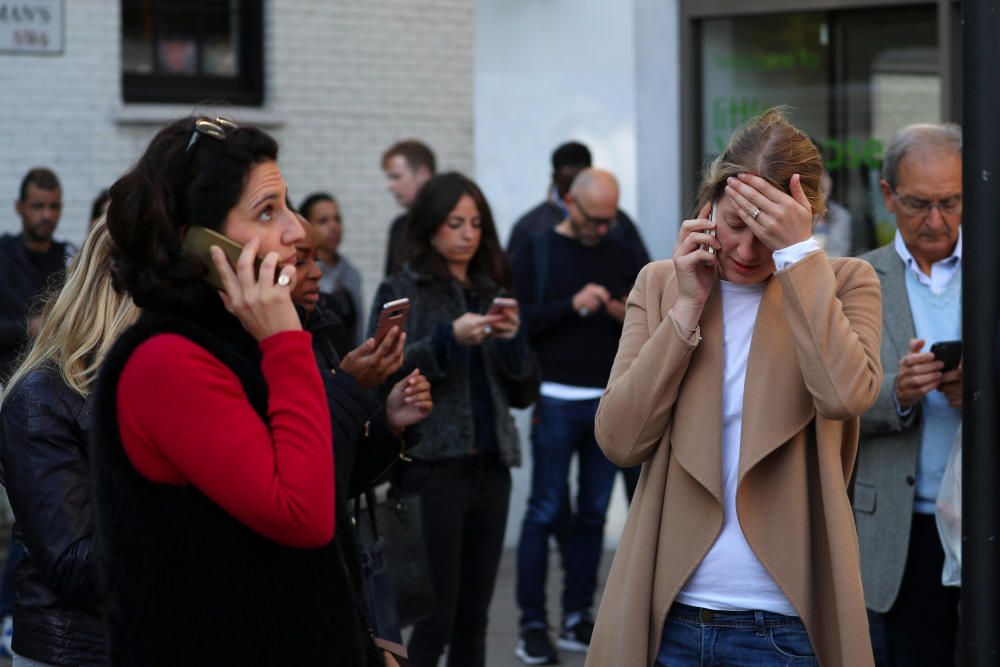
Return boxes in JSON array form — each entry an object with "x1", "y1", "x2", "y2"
[{"x1": 92, "y1": 117, "x2": 383, "y2": 666}]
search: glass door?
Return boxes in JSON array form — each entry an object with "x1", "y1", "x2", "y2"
[{"x1": 698, "y1": 5, "x2": 938, "y2": 254}]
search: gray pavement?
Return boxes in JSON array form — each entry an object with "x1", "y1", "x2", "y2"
[
  {"x1": 426, "y1": 547, "x2": 614, "y2": 667},
  {"x1": 483, "y1": 548, "x2": 613, "y2": 667}
]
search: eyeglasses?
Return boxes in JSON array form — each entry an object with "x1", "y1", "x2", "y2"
[
  {"x1": 186, "y1": 116, "x2": 239, "y2": 153},
  {"x1": 574, "y1": 199, "x2": 618, "y2": 228},
  {"x1": 891, "y1": 189, "x2": 962, "y2": 217}
]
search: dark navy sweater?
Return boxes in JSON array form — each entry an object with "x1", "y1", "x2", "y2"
[{"x1": 512, "y1": 229, "x2": 644, "y2": 388}]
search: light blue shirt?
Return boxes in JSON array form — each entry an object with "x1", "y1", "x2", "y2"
[
  {"x1": 548, "y1": 184, "x2": 569, "y2": 219},
  {"x1": 893, "y1": 228, "x2": 962, "y2": 295},
  {"x1": 894, "y1": 230, "x2": 962, "y2": 512}
]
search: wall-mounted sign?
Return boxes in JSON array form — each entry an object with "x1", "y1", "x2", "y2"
[{"x1": 0, "y1": 1, "x2": 63, "y2": 54}]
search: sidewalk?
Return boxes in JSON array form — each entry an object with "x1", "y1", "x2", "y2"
[{"x1": 482, "y1": 548, "x2": 614, "y2": 667}]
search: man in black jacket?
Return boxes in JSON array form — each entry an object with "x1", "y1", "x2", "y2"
[
  {"x1": 0, "y1": 168, "x2": 72, "y2": 657},
  {"x1": 0, "y1": 168, "x2": 72, "y2": 383},
  {"x1": 511, "y1": 168, "x2": 644, "y2": 664},
  {"x1": 506, "y1": 141, "x2": 649, "y2": 268}
]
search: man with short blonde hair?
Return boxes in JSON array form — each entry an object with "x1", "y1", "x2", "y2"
[{"x1": 381, "y1": 139, "x2": 436, "y2": 276}]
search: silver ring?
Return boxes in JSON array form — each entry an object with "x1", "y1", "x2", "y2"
[
  {"x1": 277, "y1": 274, "x2": 291, "y2": 287},
  {"x1": 483, "y1": 324, "x2": 493, "y2": 336},
  {"x1": 750, "y1": 207, "x2": 762, "y2": 220}
]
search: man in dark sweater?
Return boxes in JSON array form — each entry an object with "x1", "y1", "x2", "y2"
[
  {"x1": 381, "y1": 139, "x2": 435, "y2": 277},
  {"x1": 506, "y1": 141, "x2": 649, "y2": 268},
  {"x1": 0, "y1": 168, "x2": 72, "y2": 383},
  {"x1": 511, "y1": 168, "x2": 643, "y2": 665}
]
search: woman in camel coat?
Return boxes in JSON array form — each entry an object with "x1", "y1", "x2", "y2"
[{"x1": 587, "y1": 110, "x2": 882, "y2": 667}]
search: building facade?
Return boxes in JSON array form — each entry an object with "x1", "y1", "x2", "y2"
[{"x1": 0, "y1": 0, "x2": 475, "y2": 308}]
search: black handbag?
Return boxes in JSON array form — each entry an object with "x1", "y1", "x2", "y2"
[
  {"x1": 355, "y1": 490, "x2": 403, "y2": 643},
  {"x1": 356, "y1": 489, "x2": 436, "y2": 629},
  {"x1": 502, "y1": 354, "x2": 540, "y2": 409}
]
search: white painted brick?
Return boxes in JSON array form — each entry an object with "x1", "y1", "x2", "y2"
[{"x1": 1, "y1": 0, "x2": 474, "y2": 315}]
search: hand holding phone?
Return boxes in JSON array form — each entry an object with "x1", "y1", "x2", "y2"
[
  {"x1": 487, "y1": 297, "x2": 519, "y2": 339},
  {"x1": 206, "y1": 236, "x2": 301, "y2": 341},
  {"x1": 672, "y1": 202, "x2": 718, "y2": 332},
  {"x1": 453, "y1": 312, "x2": 501, "y2": 346}
]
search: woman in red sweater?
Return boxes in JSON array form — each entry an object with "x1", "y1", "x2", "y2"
[{"x1": 92, "y1": 117, "x2": 382, "y2": 666}]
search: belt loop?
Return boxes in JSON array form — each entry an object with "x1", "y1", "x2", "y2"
[{"x1": 754, "y1": 610, "x2": 766, "y2": 636}]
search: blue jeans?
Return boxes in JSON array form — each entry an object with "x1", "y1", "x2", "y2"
[
  {"x1": 656, "y1": 603, "x2": 818, "y2": 666},
  {"x1": 516, "y1": 395, "x2": 617, "y2": 629}
]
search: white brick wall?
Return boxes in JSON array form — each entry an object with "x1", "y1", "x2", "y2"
[{"x1": 0, "y1": 0, "x2": 475, "y2": 315}]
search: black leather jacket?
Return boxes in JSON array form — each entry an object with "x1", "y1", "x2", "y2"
[
  {"x1": 304, "y1": 303, "x2": 417, "y2": 497},
  {"x1": 0, "y1": 366, "x2": 106, "y2": 666}
]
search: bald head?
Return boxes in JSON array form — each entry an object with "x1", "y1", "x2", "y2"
[
  {"x1": 569, "y1": 168, "x2": 619, "y2": 211},
  {"x1": 560, "y1": 168, "x2": 620, "y2": 246}
]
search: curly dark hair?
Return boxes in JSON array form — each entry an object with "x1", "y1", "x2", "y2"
[
  {"x1": 106, "y1": 117, "x2": 278, "y2": 310},
  {"x1": 401, "y1": 172, "x2": 510, "y2": 290}
]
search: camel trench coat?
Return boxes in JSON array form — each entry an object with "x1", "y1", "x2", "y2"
[{"x1": 587, "y1": 251, "x2": 882, "y2": 667}]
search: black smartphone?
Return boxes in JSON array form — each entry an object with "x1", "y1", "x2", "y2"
[
  {"x1": 182, "y1": 225, "x2": 268, "y2": 291},
  {"x1": 930, "y1": 340, "x2": 962, "y2": 372}
]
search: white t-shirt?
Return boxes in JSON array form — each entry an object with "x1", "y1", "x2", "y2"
[{"x1": 675, "y1": 239, "x2": 820, "y2": 615}]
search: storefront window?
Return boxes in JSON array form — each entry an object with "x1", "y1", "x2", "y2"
[{"x1": 699, "y1": 6, "x2": 937, "y2": 253}]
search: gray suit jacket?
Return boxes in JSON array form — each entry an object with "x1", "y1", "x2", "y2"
[{"x1": 854, "y1": 243, "x2": 924, "y2": 612}]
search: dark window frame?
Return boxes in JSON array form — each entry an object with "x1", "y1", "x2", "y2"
[{"x1": 121, "y1": 0, "x2": 264, "y2": 106}]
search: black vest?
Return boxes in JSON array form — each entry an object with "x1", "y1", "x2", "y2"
[{"x1": 90, "y1": 297, "x2": 378, "y2": 666}]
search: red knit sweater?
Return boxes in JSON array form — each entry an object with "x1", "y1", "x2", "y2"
[{"x1": 115, "y1": 330, "x2": 335, "y2": 548}]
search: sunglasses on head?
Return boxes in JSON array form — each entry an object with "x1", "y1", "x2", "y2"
[{"x1": 186, "y1": 116, "x2": 239, "y2": 153}]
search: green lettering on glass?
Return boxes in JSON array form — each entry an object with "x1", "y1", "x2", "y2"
[
  {"x1": 712, "y1": 49, "x2": 822, "y2": 72},
  {"x1": 820, "y1": 138, "x2": 884, "y2": 170}
]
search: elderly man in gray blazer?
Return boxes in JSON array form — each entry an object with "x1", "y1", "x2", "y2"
[{"x1": 855, "y1": 123, "x2": 963, "y2": 666}]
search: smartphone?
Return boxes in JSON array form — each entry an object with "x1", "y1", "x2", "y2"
[
  {"x1": 706, "y1": 204, "x2": 718, "y2": 255},
  {"x1": 487, "y1": 297, "x2": 518, "y2": 317},
  {"x1": 182, "y1": 225, "x2": 269, "y2": 291},
  {"x1": 373, "y1": 298, "x2": 410, "y2": 346},
  {"x1": 930, "y1": 340, "x2": 962, "y2": 372}
]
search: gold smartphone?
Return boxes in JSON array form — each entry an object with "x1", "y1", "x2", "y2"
[
  {"x1": 373, "y1": 298, "x2": 410, "y2": 345},
  {"x1": 182, "y1": 225, "x2": 267, "y2": 291}
]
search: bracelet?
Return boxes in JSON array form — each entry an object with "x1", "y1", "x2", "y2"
[{"x1": 668, "y1": 309, "x2": 703, "y2": 343}]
